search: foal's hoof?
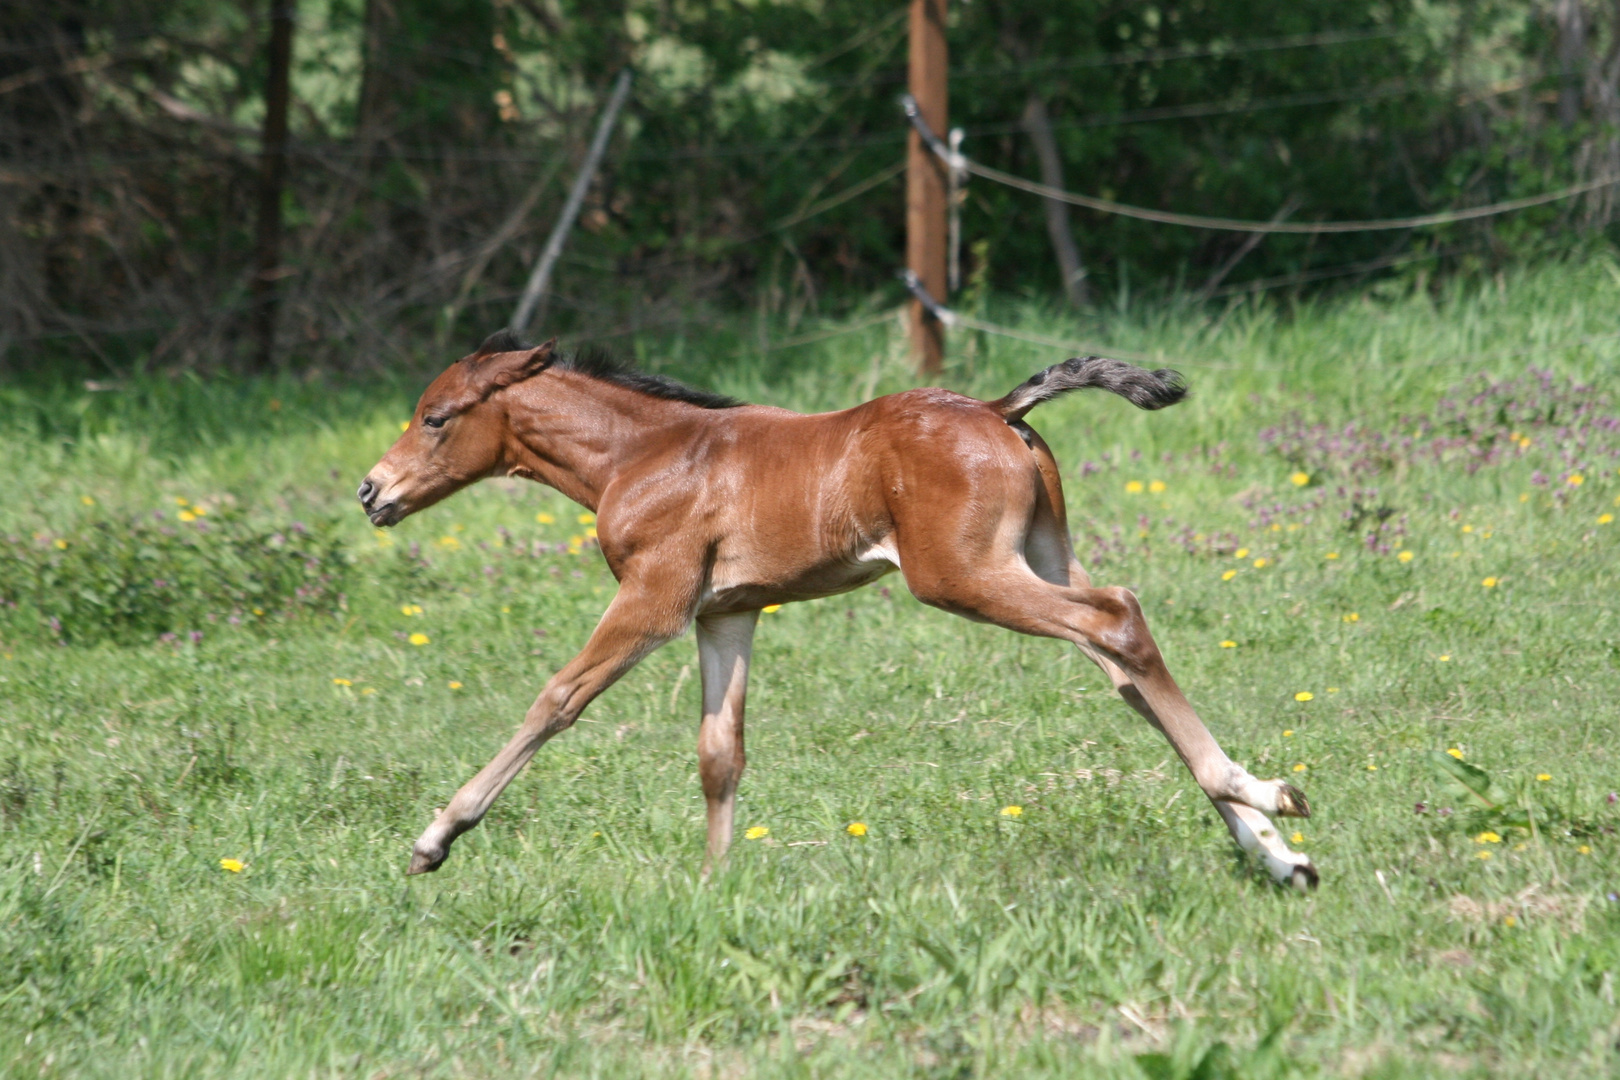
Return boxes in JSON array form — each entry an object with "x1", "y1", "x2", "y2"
[
  {"x1": 1274, "y1": 782, "x2": 1312, "y2": 819},
  {"x1": 406, "y1": 845, "x2": 447, "y2": 876},
  {"x1": 1289, "y1": 862, "x2": 1320, "y2": 892}
]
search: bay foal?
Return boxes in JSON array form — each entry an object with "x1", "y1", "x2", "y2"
[{"x1": 358, "y1": 333, "x2": 1317, "y2": 889}]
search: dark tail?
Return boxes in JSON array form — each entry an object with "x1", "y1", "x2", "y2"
[{"x1": 991, "y1": 356, "x2": 1187, "y2": 423}]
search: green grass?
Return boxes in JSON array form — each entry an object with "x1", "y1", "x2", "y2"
[{"x1": 2, "y1": 260, "x2": 1619, "y2": 1078}]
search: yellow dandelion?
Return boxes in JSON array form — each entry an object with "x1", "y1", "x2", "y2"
[
  {"x1": 1438, "y1": 654, "x2": 1451, "y2": 662},
  {"x1": 1475, "y1": 850, "x2": 1492, "y2": 860},
  {"x1": 585, "y1": 526, "x2": 598, "y2": 539},
  {"x1": 1567, "y1": 473, "x2": 1585, "y2": 486},
  {"x1": 408, "y1": 632, "x2": 430, "y2": 646},
  {"x1": 1221, "y1": 569, "x2": 1238, "y2": 581},
  {"x1": 1397, "y1": 550, "x2": 1414, "y2": 563},
  {"x1": 1343, "y1": 612, "x2": 1359, "y2": 623},
  {"x1": 1481, "y1": 577, "x2": 1498, "y2": 588},
  {"x1": 1289, "y1": 471, "x2": 1310, "y2": 487},
  {"x1": 568, "y1": 534, "x2": 584, "y2": 547},
  {"x1": 1295, "y1": 691, "x2": 1314, "y2": 702},
  {"x1": 448, "y1": 681, "x2": 463, "y2": 690},
  {"x1": 1520, "y1": 493, "x2": 1530, "y2": 502},
  {"x1": 1148, "y1": 480, "x2": 1166, "y2": 493},
  {"x1": 174, "y1": 496, "x2": 189, "y2": 506},
  {"x1": 191, "y1": 506, "x2": 206, "y2": 516},
  {"x1": 1124, "y1": 480, "x2": 1144, "y2": 494},
  {"x1": 1366, "y1": 764, "x2": 1377, "y2": 771},
  {"x1": 1290, "y1": 831, "x2": 1305, "y2": 844},
  {"x1": 1252, "y1": 557, "x2": 1269, "y2": 568},
  {"x1": 1234, "y1": 547, "x2": 1250, "y2": 559},
  {"x1": 399, "y1": 420, "x2": 410, "y2": 432},
  {"x1": 1292, "y1": 763, "x2": 1307, "y2": 772},
  {"x1": 501, "y1": 606, "x2": 511, "y2": 613},
  {"x1": 578, "y1": 512, "x2": 596, "y2": 524},
  {"x1": 220, "y1": 858, "x2": 244, "y2": 873},
  {"x1": 360, "y1": 687, "x2": 377, "y2": 696},
  {"x1": 744, "y1": 826, "x2": 769, "y2": 840},
  {"x1": 1480, "y1": 530, "x2": 1491, "y2": 538},
  {"x1": 535, "y1": 512, "x2": 554, "y2": 524},
  {"x1": 1269, "y1": 523, "x2": 1281, "y2": 532},
  {"x1": 1327, "y1": 687, "x2": 1339, "y2": 693},
  {"x1": 1536, "y1": 773, "x2": 1551, "y2": 782},
  {"x1": 1578, "y1": 844, "x2": 1591, "y2": 854},
  {"x1": 53, "y1": 538, "x2": 68, "y2": 549},
  {"x1": 846, "y1": 822, "x2": 867, "y2": 837},
  {"x1": 1461, "y1": 524, "x2": 1474, "y2": 533},
  {"x1": 1599, "y1": 513, "x2": 1613, "y2": 525},
  {"x1": 1283, "y1": 729, "x2": 1294, "y2": 737},
  {"x1": 1219, "y1": 640, "x2": 1237, "y2": 648},
  {"x1": 332, "y1": 677, "x2": 352, "y2": 686},
  {"x1": 80, "y1": 495, "x2": 94, "y2": 506},
  {"x1": 1503, "y1": 916, "x2": 1517, "y2": 927},
  {"x1": 401, "y1": 604, "x2": 416, "y2": 616},
  {"x1": 1475, "y1": 831, "x2": 1501, "y2": 844},
  {"x1": 1447, "y1": 747, "x2": 1463, "y2": 759},
  {"x1": 252, "y1": 608, "x2": 264, "y2": 616},
  {"x1": 1000, "y1": 805, "x2": 1023, "y2": 818},
  {"x1": 177, "y1": 510, "x2": 197, "y2": 522},
  {"x1": 435, "y1": 535, "x2": 461, "y2": 550},
  {"x1": 1325, "y1": 551, "x2": 1339, "y2": 560},
  {"x1": 762, "y1": 604, "x2": 782, "y2": 613}
]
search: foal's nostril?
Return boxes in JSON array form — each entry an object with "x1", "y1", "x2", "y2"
[{"x1": 357, "y1": 479, "x2": 377, "y2": 508}]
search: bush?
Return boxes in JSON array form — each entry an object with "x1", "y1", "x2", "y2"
[{"x1": 0, "y1": 508, "x2": 353, "y2": 645}]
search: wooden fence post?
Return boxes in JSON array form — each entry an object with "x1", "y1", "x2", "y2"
[{"x1": 907, "y1": 0, "x2": 947, "y2": 375}]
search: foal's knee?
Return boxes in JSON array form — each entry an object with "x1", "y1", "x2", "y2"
[{"x1": 524, "y1": 683, "x2": 581, "y2": 738}]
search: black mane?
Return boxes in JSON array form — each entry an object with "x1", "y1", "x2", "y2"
[{"x1": 473, "y1": 331, "x2": 742, "y2": 410}]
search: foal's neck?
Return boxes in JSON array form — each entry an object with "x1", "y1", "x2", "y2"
[{"x1": 501, "y1": 369, "x2": 709, "y2": 510}]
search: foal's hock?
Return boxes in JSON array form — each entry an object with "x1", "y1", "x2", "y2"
[{"x1": 358, "y1": 334, "x2": 1318, "y2": 890}]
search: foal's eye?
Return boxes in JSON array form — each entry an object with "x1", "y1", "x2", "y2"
[{"x1": 423, "y1": 415, "x2": 447, "y2": 429}]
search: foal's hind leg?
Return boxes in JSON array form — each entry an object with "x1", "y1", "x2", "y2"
[
  {"x1": 912, "y1": 559, "x2": 1316, "y2": 888},
  {"x1": 1019, "y1": 443, "x2": 1315, "y2": 888}
]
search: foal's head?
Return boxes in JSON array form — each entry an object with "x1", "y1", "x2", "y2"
[{"x1": 357, "y1": 333, "x2": 554, "y2": 527}]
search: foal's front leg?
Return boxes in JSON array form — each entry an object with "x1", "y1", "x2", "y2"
[
  {"x1": 695, "y1": 611, "x2": 759, "y2": 873},
  {"x1": 408, "y1": 584, "x2": 689, "y2": 875}
]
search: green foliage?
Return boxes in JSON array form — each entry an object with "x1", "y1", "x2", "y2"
[
  {"x1": 0, "y1": 507, "x2": 353, "y2": 645},
  {"x1": 8, "y1": 1, "x2": 1620, "y2": 370}
]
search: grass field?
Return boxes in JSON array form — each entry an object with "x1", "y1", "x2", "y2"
[{"x1": 2, "y1": 261, "x2": 1619, "y2": 1078}]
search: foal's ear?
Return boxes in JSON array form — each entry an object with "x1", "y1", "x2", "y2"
[{"x1": 474, "y1": 338, "x2": 557, "y2": 392}]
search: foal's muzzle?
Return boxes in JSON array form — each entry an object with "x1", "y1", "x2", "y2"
[{"x1": 357, "y1": 477, "x2": 402, "y2": 527}]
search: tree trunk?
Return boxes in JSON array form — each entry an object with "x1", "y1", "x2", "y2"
[
  {"x1": 1020, "y1": 94, "x2": 1089, "y2": 307},
  {"x1": 251, "y1": 1, "x2": 295, "y2": 371},
  {"x1": 1558, "y1": 0, "x2": 1587, "y2": 128},
  {"x1": 356, "y1": 0, "x2": 395, "y2": 158}
]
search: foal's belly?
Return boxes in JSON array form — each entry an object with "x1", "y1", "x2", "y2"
[{"x1": 697, "y1": 539, "x2": 900, "y2": 614}]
